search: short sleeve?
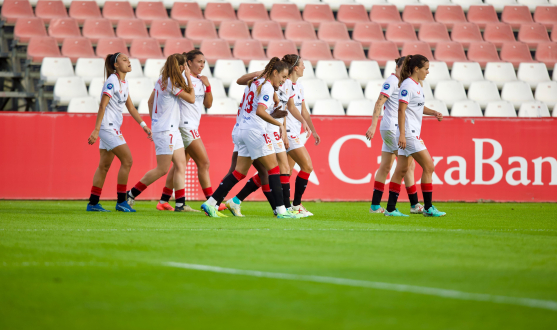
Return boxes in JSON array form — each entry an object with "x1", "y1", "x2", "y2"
[
  {"x1": 399, "y1": 85, "x2": 411, "y2": 104},
  {"x1": 258, "y1": 84, "x2": 275, "y2": 109},
  {"x1": 102, "y1": 79, "x2": 115, "y2": 98},
  {"x1": 299, "y1": 85, "x2": 305, "y2": 102},
  {"x1": 380, "y1": 79, "x2": 396, "y2": 98}
]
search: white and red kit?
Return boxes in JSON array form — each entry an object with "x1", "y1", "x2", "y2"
[
  {"x1": 397, "y1": 77, "x2": 426, "y2": 156},
  {"x1": 151, "y1": 75, "x2": 184, "y2": 155},
  {"x1": 98, "y1": 73, "x2": 129, "y2": 151},
  {"x1": 179, "y1": 73, "x2": 206, "y2": 148},
  {"x1": 285, "y1": 80, "x2": 305, "y2": 152}
]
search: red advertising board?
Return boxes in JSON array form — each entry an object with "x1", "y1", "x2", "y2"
[{"x1": 0, "y1": 113, "x2": 555, "y2": 202}]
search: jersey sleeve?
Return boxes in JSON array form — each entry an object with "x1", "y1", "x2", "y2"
[
  {"x1": 102, "y1": 78, "x2": 115, "y2": 98},
  {"x1": 299, "y1": 84, "x2": 305, "y2": 102},
  {"x1": 399, "y1": 84, "x2": 411, "y2": 104},
  {"x1": 380, "y1": 78, "x2": 396, "y2": 98},
  {"x1": 258, "y1": 83, "x2": 275, "y2": 109}
]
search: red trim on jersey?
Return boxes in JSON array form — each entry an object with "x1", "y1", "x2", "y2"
[
  {"x1": 399, "y1": 99, "x2": 409, "y2": 104},
  {"x1": 103, "y1": 92, "x2": 112, "y2": 98},
  {"x1": 410, "y1": 78, "x2": 418, "y2": 85},
  {"x1": 257, "y1": 103, "x2": 268, "y2": 109},
  {"x1": 380, "y1": 92, "x2": 390, "y2": 98},
  {"x1": 174, "y1": 89, "x2": 182, "y2": 96},
  {"x1": 289, "y1": 94, "x2": 296, "y2": 99}
]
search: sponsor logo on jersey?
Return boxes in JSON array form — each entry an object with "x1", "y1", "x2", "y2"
[
  {"x1": 417, "y1": 102, "x2": 424, "y2": 106},
  {"x1": 417, "y1": 91, "x2": 421, "y2": 95},
  {"x1": 107, "y1": 83, "x2": 113, "y2": 90},
  {"x1": 401, "y1": 90, "x2": 408, "y2": 96},
  {"x1": 263, "y1": 95, "x2": 269, "y2": 102},
  {"x1": 383, "y1": 83, "x2": 390, "y2": 90}
]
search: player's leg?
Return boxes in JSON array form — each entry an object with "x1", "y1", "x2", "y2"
[
  {"x1": 411, "y1": 149, "x2": 445, "y2": 217},
  {"x1": 87, "y1": 149, "x2": 115, "y2": 212},
  {"x1": 370, "y1": 151, "x2": 395, "y2": 213},
  {"x1": 111, "y1": 143, "x2": 136, "y2": 212},
  {"x1": 404, "y1": 157, "x2": 423, "y2": 214},
  {"x1": 256, "y1": 153, "x2": 299, "y2": 218},
  {"x1": 384, "y1": 155, "x2": 410, "y2": 217},
  {"x1": 156, "y1": 165, "x2": 175, "y2": 211},
  {"x1": 127, "y1": 154, "x2": 172, "y2": 206},
  {"x1": 287, "y1": 146, "x2": 314, "y2": 216},
  {"x1": 276, "y1": 151, "x2": 292, "y2": 210},
  {"x1": 187, "y1": 139, "x2": 212, "y2": 199},
  {"x1": 171, "y1": 146, "x2": 198, "y2": 212}
]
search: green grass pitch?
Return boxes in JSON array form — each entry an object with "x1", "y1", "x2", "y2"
[{"x1": 1, "y1": 200, "x2": 556, "y2": 329}]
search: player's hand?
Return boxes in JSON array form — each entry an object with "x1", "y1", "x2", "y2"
[
  {"x1": 143, "y1": 126, "x2": 153, "y2": 141},
  {"x1": 184, "y1": 64, "x2": 191, "y2": 77},
  {"x1": 303, "y1": 121, "x2": 311, "y2": 138},
  {"x1": 271, "y1": 109, "x2": 288, "y2": 119},
  {"x1": 198, "y1": 74, "x2": 210, "y2": 87},
  {"x1": 365, "y1": 125, "x2": 375, "y2": 140},
  {"x1": 273, "y1": 93, "x2": 280, "y2": 108},
  {"x1": 313, "y1": 131, "x2": 321, "y2": 146},
  {"x1": 435, "y1": 111, "x2": 443, "y2": 122},
  {"x1": 283, "y1": 134, "x2": 290, "y2": 150},
  {"x1": 398, "y1": 136, "x2": 406, "y2": 150},
  {"x1": 88, "y1": 129, "x2": 99, "y2": 145}
]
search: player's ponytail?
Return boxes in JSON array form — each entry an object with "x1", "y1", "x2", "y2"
[
  {"x1": 398, "y1": 54, "x2": 428, "y2": 87},
  {"x1": 281, "y1": 54, "x2": 300, "y2": 74},
  {"x1": 395, "y1": 56, "x2": 406, "y2": 68},
  {"x1": 251, "y1": 57, "x2": 289, "y2": 94},
  {"x1": 104, "y1": 53, "x2": 121, "y2": 80},
  {"x1": 161, "y1": 53, "x2": 190, "y2": 93}
]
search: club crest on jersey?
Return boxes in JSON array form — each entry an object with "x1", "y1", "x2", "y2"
[
  {"x1": 401, "y1": 90, "x2": 408, "y2": 96},
  {"x1": 383, "y1": 83, "x2": 390, "y2": 90},
  {"x1": 169, "y1": 145, "x2": 173, "y2": 151},
  {"x1": 263, "y1": 95, "x2": 269, "y2": 101},
  {"x1": 107, "y1": 83, "x2": 113, "y2": 90}
]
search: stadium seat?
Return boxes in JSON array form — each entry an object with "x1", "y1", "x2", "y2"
[
  {"x1": 67, "y1": 96, "x2": 99, "y2": 113},
  {"x1": 337, "y1": 4, "x2": 369, "y2": 29},
  {"x1": 227, "y1": 82, "x2": 245, "y2": 104},
  {"x1": 48, "y1": 18, "x2": 81, "y2": 44},
  {"x1": 368, "y1": 41, "x2": 400, "y2": 67},
  {"x1": 116, "y1": 19, "x2": 149, "y2": 45},
  {"x1": 207, "y1": 98, "x2": 238, "y2": 115},
  {"x1": 467, "y1": 80, "x2": 501, "y2": 108},
  {"x1": 300, "y1": 40, "x2": 334, "y2": 65},
  {"x1": 401, "y1": 41, "x2": 433, "y2": 59},
  {"x1": 288, "y1": 0, "x2": 321, "y2": 11},
  {"x1": 61, "y1": 37, "x2": 95, "y2": 63},
  {"x1": 386, "y1": 22, "x2": 418, "y2": 48},
  {"x1": 267, "y1": 40, "x2": 298, "y2": 59},
  {"x1": 1, "y1": 0, "x2": 35, "y2": 25},
  {"x1": 170, "y1": 2, "x2": 203, "y2": 27},
  {"x1": 451, "y1": 23, "x2": 483, "y2": 49},
  {"x1": 218, "y1": 20, "x2": 251, "y2": 47},
  {"x1": 333, "y1": 40, "x2": 366, "y2": 65},
  {"x1": 227, "y1": 0, "x2": 258, "y2": 11},
  {"x1": 388, "y1": 0, "x2": 420, "y2": 12},
  {"x1": 420, "y1": 0, "x2": 453, "y2": 12},
  {"x1": 40, "y1": 57, "x2": 74, "y2": 84},
  {"x1": 346, "y1": 99, "x2": 376, "y2": 116},
  {"x1": 149, "y1": 19, "x2": 182, "y2": 45},
  {"x1": 315, "y1": 60, "x2": 349, "y2": 87},
  {"x1": 500, "y1": 42, "x2": 534, "y2": 68},
  {"x1": 535, "y1": 81, "x2": 557, "y2": 110},
  {"x1": 54, "y1": 76, "x2": 88, "y2": 106},
  {"x1": 185, "y1": 20, "x2": 218, "y2": 47},
  {"x1": 535, "y1": 42, "x2": 557, "y2": 69},
  {"x1": 35, "y1": 0, "x2": 68, "y2": 24},
  {"x1": 136, "y1": 98, "x2": 150, "y2": 114},
  {"x1": 82, "y1": 18, "x2": 115, "y2": 44},
  {"x1": 518, "y1": 101, "x2": 551, "y2": 117},
  {"x1": 451, "y1": 0, "x2": 484, "y2": 12},
  {"x1": 450, "y1": 100, "x2": 483, "y2": 116},
  {"x1": 501, "y1": 5, "x2": 533, "y2": 30},
  {"x1": 312, "y1": 99, "x2": 345, "y2": 115},
  {"x1": 467, "y1": 5, "x2": 499, "y2": 30},
  {"x1": 331, "y1": 79, "x2": 365, "y2": 107},
  {"x1": 27, "y1": 36, "x2": 61, "y2": 63},
  {"x1": 353, "y1": 0, "x2": 388, "y2": 10},
  {"x1": 130, "y1": 38, "x2": 164, "y2": 64},
  {"x1": 213, "y1": 59, "x2": 247, "y2": 87},
  {"x1": 424, "y1": 99, "x2": 449, "y2": 116},
  {"x1": 233, "y1": 40, "x2": 267, "y2": 65},
  {"x1": 483, "y1": 23, "x2": 516, "y2": 48},
  {"x1": 270, "y1": 4, "x2": 303, "y2": 28},
  {"x1": 402, "y1": 5, "x2": 435, "y2": 29},
  {"x1": 434, "y1": 41, "x2": 467, "y2": 67},
  {"x1": 369, "y1": 5, "x2": 401, "y2": 29},
  {"x1": 533, "y1": 6, "x2": 557, "y2": 29},
  {"x1": 14, "y1": 18, "x2": 47, "y2": 44},
  {"x1": 95, "y1": 37, "x2": 129, "y2": 59},
  {"x1": 552, "y1": 25, "x2": 557, "y2": 42},
  {"x1": 285, "y1": 21, "x2": 318, "y2": 47},
  {"x1": 434, "y1": 5, "x2": 467, "y2": 30},
  {"x1": 467, "y1": 41, "x2": 501, "y2": 68},
  {"x1": 485, "y1": 0, "x2": 518, "y2": 13},
  {"x1": 303, "y1": 4, "x2": 335, "y2": 28},
  {"x1": 364, "y1": 79, "x2": 385, "y2": 103},
  {"x1": 517, "y1": 62, "x2": 551, "y2": 88},
  {"x1": 88, "y1": 77, "x2": 103, "y2": 98},
  {"x1": 302, "y1": 78, "x2": 331, "y2": 107},
  {"x1": 418, "y1": 22, "x2": 451, "y2": 48},
  {"x1": 204, "y1": 2, "x2": 236, "y2": 27},
  {"x1": 434, "y1": 80, "x2": 468, "y2": 108},
  {"x1": 247, "y1": 60, "x2": 268, "y2": 73},
  {"x1": 75, "y1": 57, "x2": 104, "y2": 84},
  {"x1": 484, "y1": 61, "x2": 518, "y2": 88},
  {"x1": 163, "y1": 38, "x2": 194, "y2": 57},
  {"x1": 318, "y1": 22, "x2": 351, "y2": 47},
  {"x1": 517, "y1": 23, "x2": 550, "y2": 49},
  {"x1": 451, "y1": 61, "x2": 484, "y2": 88},
  {"x1": 208, "y1": 78, "x2": 226, "y2": 99},
  {"x1": 135, "y1": 1, "x2": 167, "y2": 26},
  {"x1": 125, "y1": 58, "x2": 144, "y2": 79},
  {"x1": 143, "y1": 58, "x2": 165, "y2": 81},
  {"x1": 501, "y1": 81, "x2": 534, "y2": 108},
  {"x1": 102, "y1": 1, "x2": 135, "y2": 25},
  {"x1": 424, "y1": 61, "x2": 450, "y2": 88},
  {"x1": 421, "y1": 80, "x2": 435, "y2": 100},
  {"x1": 128, "y1": 78, "x2": 155, "y2": 106},
  {"x1": 484, "y1": 100, "x2": 517, "y2": 116},
  {"x1": 252, "y1": 21, "x2": 284, "y2": 47},
  {"x1": 352, "y1": 22, "x2": 385, "y2": 45},
  {"x1": 301, "y1": 60, "x2": 316, "y2": 79},
  {"x1": 237, "y1": 3, "x2": 269, "y2": 28},
  {"x1": 69, "y1": 1, "x2": 102, "y2": 25},
  {"x1": 201, "y1": 39, "x2": 234, "y2": 66},
  {"x1": 519, "y1": 0, "x2": 552, "y2": 12},
  {"x1": 323, "y1": 0, "x2": 359, "y2": 11},
  {"x1": 348, "y1": 60, "x2": 382, "y2": 87}
]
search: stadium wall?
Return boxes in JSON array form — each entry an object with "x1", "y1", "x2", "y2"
[{"x1": 0, "y1": 113, "x2": 556, "y2": 202}]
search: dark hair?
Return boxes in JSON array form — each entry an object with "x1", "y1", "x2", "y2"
[
  {"x1": 104, "y1": 52, "x2": 122, "y2": 80},
  {"x1": 249, "y1": 57, "x2": 289, "y2": 94},
  {"x1": 161, "y1": 53, "x2": 190, "y2": 93},
  {"x1": 184, "y1": 49, "x2": 204, "y2": 66},
  {"x1": 395, "y1": 56, "x2": 406, "y2": 68},
  {"x1": 281, "y1": 54, "x2": 300, "y2": 74},
  {"x1": 398, "y1": 54, "x2": 428, "y2": 87}
]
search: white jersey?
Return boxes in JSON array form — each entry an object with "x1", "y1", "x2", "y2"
[
  {"x1": 238, "y1": 78, "x2": 275, "y2": 134},
  {"x1": 398, "y1": 77, "x2": 425, "y2": 138},
  {"x1": 100, "y1": 73, "x2": 129, "y2": 130},
  {"x1": 267, "y1": 79, "x2": 293, "y2": 133},
  {"x1": 379, "y1": 74, "x2": 400, "y2": 131},
  {"x1": 233, "y1": 86, "x2": 250, "y2": 136},
  {"x1": 286, "y1": 80, "x2": 303, "y2": 134},
  {"x1": 179, "y1": 73, "x2": 205, "y2": 130},
  {"x1": 151, "y1": 75, "x2": 183, "y2": 133}
]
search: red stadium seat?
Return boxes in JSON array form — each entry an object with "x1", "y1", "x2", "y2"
[
  {"x1": 237, "y1": 3, "x2": 269, "y2": 28},
  {"x1": 535, "y1": 42, "x2": 557, "y2": 69},
  {"x1": 204, "y1": 2, "x2": 236, "y2": 27},
  {"x1": 418, "y1": 22, "x2": 450, "y2": 48},
  {"x1": 317, "y1": 22, "x2": 350, "y2": 47},
  {"x1": 163, "y1": 38, "x2": 194, "y2": 57},
  {"x1": 170, "y1": 2, "x2": 203, "y2": 27},
  {"x1": 483, "y1": 23, "x2": 516, "y2": 48},
  {"x1": 553, "y1": 25, "x2": 557, "y2": 42},
  {"x1": 500, "y1": 41, "x2": 534, "y2": 68},
  {"x1": 337, "y1": 4, "x2": 369, "y2": 29},
  {"x1": 368, "y1": 41, "x2": 400, "y2": 67},
  {"x1": 82, "y1": 18, "x2": 115, "y2": 44},
  {"x1": 219, "y1": 20, "x2": 251, "y2": 46},
  {"x1": 234, "y1": 40, "x2": 267, "y2": 65},
  {"x1": 434, "y1": 5, "x2": 467, "y2": 30},
  {"x1": 14, "y1": 18, "x2": 47, "y2": 44},
  {"x1": 300, "y1": 40, "x2": 333, "y2": 65},
  {"x1": 252, "y1": 21, "x2": 284, "y2": 47},
  {"x1": 501, "y1": 5, "x2": 533, "y2": 30},
  {"x1": 61, "y1": 37, "x2": 95, "y2": 63},
  {"x1": 96, "y1": 37, "x2": 129, "y2": 59},
  {"x1": 533, "y1": 6, "x2": 557, "y2": 30},
  {"x1": 69, "y1": 1, "x2": 102, "y2": 25},
  {"x1": 130, "y1": 38, "x2": 164, "y2": 64},
  {"x1": 467, "y1": 41, "x2": 500, "y2": 68},
  {"x1": 518, "y1": 23, "x2": 550, "y2": 49},
  {"x1": 285, "y1": 21, "x2": 317, "y2": 47},
  {"x1": 467, "y1": 5, "x2": 499, "y2": 30},
  {"x1": 303, "y1": 4, "x2": 335, "y2": 28},
  {"x1": 201, "y1": 39, "x2": 233, "y2": 65},
  {"x1": 116, "y1": 19, "x2": 149, "y2": 45},
  {"x1": 48, "y1": 18, "x2": 81, "y2": 44},
  {"x1": 370, "y1": 5, "x2": 401, "y2": 29},
  {"x1": 1, "y1": 0, "x2": 34, "y2": 25},
  {"x1": 401, "y1": 41, "x2": 433, "y2": 59},
  {"x1": 386, "y1": 22, "x2": 418, "y2": 48},
  {"x1": 352, "y1": 22, "x2": 385, "y2": 46},
  {"x1": 270, "y1": 3, "x2": 303, "y2": 28},
  {"x1": 185, "y1": 20, "x2": 218, "y2": 46},
  {"x1": 333, "y1": 40, "x2": 366, "y2": 65},
  {"x1": 27, "y1": 36, "x2": 61, "y2": 63},
  {"x1": 149, "y1": 19, "x2": 182, "y2": 45},
  {"x1": 266, "y1": 40, "x2": 298, "y2": 59},
  {"x1": 402, "y1": 5, "x2": 435, "y2": 29},
  {"x1": 102, "y1": 1, "x2": 135, "y2": 25},
  {"x1": 451, "y1": 22, "x2": 483, "y2": 49},
  {"x1": 434, "y1": 41, "x2": 468, "y2": 67},
  {"x1": 35, "y1": 0, "x2": 68, "y2": 24},
  {"x1": 135, "y1": 1, "x2": 168, "y2": 26}
]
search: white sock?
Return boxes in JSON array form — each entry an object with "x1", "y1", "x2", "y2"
[
  {"x1": 276, "y1": 205, "x2": 287, "y2": 215},
  {"x1": 159, "y1": 200, "x2": 166, "y2": 204},
  {"x1": 176, "y1": 202, "x2": 184, "y2": 208},
  {"x1": 207, "y1": 197, "x2": 217, "y2": 207}
]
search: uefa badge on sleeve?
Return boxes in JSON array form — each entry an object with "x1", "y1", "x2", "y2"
[
  {"x1": 401, "y1": 90, "x2": 408, "y2": 97},
  {"x1": 263, "y1": 95, "x2": 269, "y2": 102},
  {"x1": 383, "y1": 83, "x2": 390, "y2": 90},
  {"x1": 107, "y1": 83, "x2": 113, "y2": 90}
]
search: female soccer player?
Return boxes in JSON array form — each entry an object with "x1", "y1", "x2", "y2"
[
  {"x1": 86, "y1": 52, "x2": 152, "y2": 212},
  {"x1": 365, "y1": 57, "x2": 424, "y2": 214},
  {"x1": 200, "y1": 58, "x2": 301, "y2": 219},
  {"x1": 385, "y1": 55, "x2": 446, "y2": 217},
  {"x1": 126, "y1": 54, "x2": 197, "y2": 212}
]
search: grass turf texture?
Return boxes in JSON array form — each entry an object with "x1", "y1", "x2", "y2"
[{"x1": 1, "y1": 201, "x2": 556, "y2": 329}]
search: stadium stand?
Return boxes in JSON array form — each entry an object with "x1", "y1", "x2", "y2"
[
  {"x1": 333, "y1": 40, "x2": 366, "y2": 65},
  {"x1": 318, "y1": 21, "x2": 351, "y2": 47},
  {"x1": 95, "y1": 37, "x2": 129, "y2": 58},
  {"x1": 163, "y1": 38, "x2": 194, "y2": 57},
  {"x1": 269, "y1": 3, "x2": 302, "y2": 28},
  {"x1": 35, "y1": 0, "x2": 68, "y2": 25},
  {"x1": 451, "y1": 62, "x2": 484, "y2": 88},
  {"x1": 368, "y1": 41, "x2": 400, "y2": 67},
  {"x1": 501, "y1": 81, "x2": 535, "y2": 109},
  {"x1": 14, "y1": 18, "x2": 48, "y2": 44},
  {"x1": 484, "y1": 61, "x2": 518, "y2": 88},
  {"x1": 204, "y1": 2, "x2": 237, "y2": 27},
  {"x1": 451, "y1": 23, "x2": 483, "y2": 49},
  {"x1": 67, "y1": 96, "x2": 99, "y2": 113},
  {"x1": 170, "y1": 2, "x2": 204, "y2": 27},
  {"x1": 352, "y1": 21, "x2": 384, "y2": 45},
  {"x1": 102, "y1": 1, "x2": 135, "y2": 25},
  {"x1": 485, "y1": 100, "x2": 517, "y2": 116},
  {"x1": 402, "y1": 5, "x2": 434, "y2": 29},
  {"x1": 62, "y1": 37, "x2": 96, "y2": 63},
  {"x1": 346, "y1": 99, "x2": 376, "y2": 116},
  {"x1": 285, "y1": 21, "x2": 317, "y2": 47},
  {"x1": 219, "y1": 20, "x2": 251, "y2": 46},
  {"x1": 316, "y1": 60, "x2": 349, "y2": 87},
  {"x1": 266, "y1": 40, "x2": 298, "y2": 58},
  {"x1": 518, "y1": 101, "x2": 551, "y2": 117},
  {"x1": 348, "y1": 60, "x2": 383, "y2": 87},
  {"x1": 501, "y1": 5, "x2": 533, "y2": 30},
  {"x1": 369, "y1": 4, "x2": 401, "y2": 29},
  {"x1": 467, "y1": 41, "x2": 501, "y2": 68},
  {"x1": 434, "y1": 80, "x2": 468, "y2": 108},
  {"x1": 401, "y1": 41, "x2": 433, "y2": 59},
  {"x1": 418, "y1": 22, "x2": 450, "y2": 48},
  {"x1": 149, "y1": 19, "x2": 182, "y2": 45},
  {"x1": 424, "y1": 99, "x2": 449, "y2": 115},
  {"x1": 331, "y1": 79, "x2": 365, "y2": 107},
  {"x1": 450, "y1": 100, "x2": 484, "y2": 116},
  {"x1": 48, "y1": 18, "x2": 82, "y2": 44},
  {"x1": 386, "y1": 22, "x2": 418, "y2": 47},
  {"x1": 75, "y1": 58, "x2": 105, "y2": 84},
  {"x1": 185, "y1": 20, "x2": 218, "y2": 46},
  {"x1": 237, "y1": 3, "x2": 270, "y2": 28},
  {"x1": 336, "y1": 4, "x2": 369, "y2": 29},
  {"x1": 302, "y1": 4, "x2": 335, "y2": 28},
  {"x1": 468, "y1": 80, "x2": 502, "y2": 108},
  {"x1": 40, "y1": 57, "x2": 74, "y2": 84},
  {"x1": 233, "y1": 39, "x2": 267, "y2": 65},
  {"x1": 252, "y1": 20, "x2": 284, "y2": 46},
  {"x1": 68, "y1": 1, "x2": 102, "y2": 25},
  {"x1": 82, "y1": 18, "x2": 115, "y2": 44},
  {"x1": 312, "y1": 99, "x2": 345, "y2": 115},
  {"x1": 434, "y1": 5, "x2": 467, "y2": 30},
  {"x1": 135, "y1": 1, "x2": 168, "y2": 26},
  {"x1": 467, "y1": 5, "x2": 499, "y2": 29}
]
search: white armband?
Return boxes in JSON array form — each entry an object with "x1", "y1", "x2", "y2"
[{"x1": 140, "y1": 121, "x2": 147, "y2": 128}]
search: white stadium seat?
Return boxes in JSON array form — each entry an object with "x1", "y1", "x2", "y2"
[
  {"x1": 128, "y1": 78, "x2": 155, "y2": 106},
  {"x1": 518, "y1": 101, "x2": 551, "y2": 117},
  {"x1": 535, "y1": 81, "x2": 557, "y2": 111},
  {"x1": 451, "y1": 0, "x2": 484, "y2": 12},
  {"x1": 40, "y1": 57, "x2": 74, "y2": 85},
  {"x1": 144, "y1": 59, "x2": 166, "y2": 80},
  {"x1": 248, "y1": 60, "x2": 268, "y2": 73},
  {"x1": 301, "y1": 78, "x2": 331, "y2": 108},
  {"x1": 364, "y1": 80, "x2": 385, "y2": 104},
  {"x1": 322, "y1": 0, "x2": 356, "y2": 11},
  {"x1": 228, "y1": 82, "x2": 245, "y2": 104},
  {"x1": 208, "y1": 78, "x2": 227, "y2": 99},
  {"x1": 388, "y1": 0, "x2": 420, "y2": 11},
  {"x1": 383, "y1": 61, "x2": 396, "y2": 79},
  {"x1": 201, "y1": 64, "x2": 212, "y2": 78},
  {"x1": 354, "y1": 0, "x2": 388, "y2": 10},
  {"x1": 315, "y1": 60, "x2": 349, "y2": 88},
  {"x1": 451, "y1": 62, "x2": 484, "y2": 89},
  {"x1": 346, "y1": 99, "x2": 378, "y2": 116},
  {"x1": 137, "y1": 98, "x2": 150, "y2": 114},
  {"x1": 484, "y1": 0, "x2": 517, "y2": 12},
  {"x1": 312, "y1": 99, "x2": 345, "y2": 115},
  {"x1": 207, "y1": 98, "x2": 238, "y2": 114},
  {"x1": 88, "y1": 78, "x2": 103, "y2": 99},
  {"x1": 485, "y1": 101, "x2": 517, "y2": 117},
  {"x1": 331, "y1": 79, "x2": 365, "y2": 107},
  {"x1": 127, "y1": 58, "x2": 144, "y2": 78},
  {"x1": 300, "y1": 60, "x2": 316, "y2": 80},
  {"x1": 501, "y1": 81, "x2": 535, "y2": 109},
  {"x1": 75, "y1": 58, "x2": 104, "y2": 85},
  {"x1": 67, "y1": 97, "x2": 99, "y2": 113},
  {"x1": 420, "y1": 0, "x2": 453, "y2": 11},
  {"x1": 349, "y1": 61, "x2": 383, "y2": 88},
  {"x1": 450, "y1": 100, "x2": 483, "y2": 116},
  {"x1": 424, "y1": 61, "x2": 451, "y2": 89},
  {"x1": 484, "y1": 62, "x2": 517, "y2": 89},
  {"x1": 214, "y1": 60, "x2": 247, "y2": 87},
  {"x1": 421, "y1": 80, "x2": 435, "y2": 100},
  {"x1": 467, "y1": 80, "x2": 501, "y2": 109},
  {"x1": 517, "y1": 0, "x2": 550, "y2": 12},
  {"x1": 424, "y1": 99, "x2": 450, "y2": 116},
  {"x1": 54, "y1": 76, "x2": 88, "y2": 106},
  {"x1": 433, "y1": 80, "x2": 468, "y2": 108},
  {"x1": 517, "y1": 63, "x2": 551, "y2": 89},
  {"x1": 554, "y1": 63, "x2": 557, "y2": 81}
]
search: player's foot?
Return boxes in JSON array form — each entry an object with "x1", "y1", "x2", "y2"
[
  {"x1": 218, "y1": 204, "x2": 227, "y2": 212},
  {"x1": 175, "y1": 205, "x2": 201, "y2": 212},
  {"x1": 86, "y1": 203, "x2": 110, "y2": 212},
  {"x1": 126, "y1": 191, "x2": 135, "y2": 206},
  {"x1": 273, "y1": 210, "x2": 277, "y2": 217},
  {"x1": 292, "y1": 204, "x2": 313, "y2": 217},
  {"x1": 410, "y1": 203, "x2": 424, "y2": 214},
  {"x1": 288, "y1": 207, "x2": 307, "y2": 217},
  {"x1": 384, "y1": 208, "x2": 409, "y2": 217},
  {"x1": 423, "y1": 205, "x2": 446, "y2": 217},
  {"x1": 216, "y1": 211, "x2": 228, "y2": 217},
  {"x1": 369, "y1": 204, "x2": 385, "y2": 213},
  {"x1": 156, "y1": 202, "x2": 174, "y2": 211},
  {"x1": 277, "y1": 209, "x2": 304, "y2": 219},
  {"x1": 115, "y1": 201, "x2": 136, "y2": 212},
  {"x1": 225, "y1": 199, "x2": 244, "y2": 217},
  {"x1": 201, "y1": 202, "x2": 219, "y2": 217}
]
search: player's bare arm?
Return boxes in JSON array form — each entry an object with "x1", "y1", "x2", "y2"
[
  {"x1": 301, "y1": 101, "x2": 320, "y2": 145},
  {"x1": 367, "y1": 94, "x2": 388, "y2": 140},
  {"x1": 423, "y1": 106, "x2": 443, "y2": 121},
  {"x1": 236, "y1": 71, "x2": 264, "y2": 85},
  {"x1": 199, "y1": 75, "x2": 213, "y2": 109},
  {"x1": 88, "y1": 94, "x2": 110, "y2": 145},
  {"x1": 286, "y1": 97, "x2": 310, "y2": 138},
  {"x1": 398, "y1": 102, "x2": 408, "y2": 150}
]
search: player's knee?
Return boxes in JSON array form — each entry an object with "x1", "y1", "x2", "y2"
[
  {"x1": 303, "y1": 164, "x2": 313, "y2": 173},
  {"x1": 423, "y1": 163, "x2": 435, "y2": 174},
  {"x1": 99, "y1": 163, "x2": 111, "y2": 174},
  {"x1": 121, "y1": 157, "x2": 133, "y2": 169},
  {"x1": 198, "y1": 158, "x2": 210, "y2": 172},
  {"x1": 377, "y1": 165, "x2": 390, "y2": 177}
]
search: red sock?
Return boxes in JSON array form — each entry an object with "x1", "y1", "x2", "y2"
[
  {"x1": 252, "y1": 174, "x2": 262, "y2": 187},
  {"x1": 89, "y1": 186, "x2": 102, "y2": 205},
  {"x1": 232, "y1": 170, "x2": 246, "y2": 181},
  {"x1": 298, "y1": 171, "x2": 311, "y2": 180},
  {"x1": 130, "y1": 182, "x2": 147, "y2": 198},
  {"x1": 374, "y1": 181, "x2": 385, "y2": 192},
  {"x1": 202, "y1": 187, "x2": 213, "y2": 199},
  {"x1": 262, "y1": 184, "x2": 271, "y2": 193},
  {"x1": 116, "y1": 184, "x2": 126, "y2": 203},
  {"x1": 268, "y1": 166, "x2": 280, "y2": 175}
]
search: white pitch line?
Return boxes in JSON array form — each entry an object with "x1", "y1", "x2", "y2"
[
  {"x1": 164, "y1": 262, "x2": 557, "y2": 312},
  {"x1": 0, "y1": 228, "x2": 555, "y2": 233}
]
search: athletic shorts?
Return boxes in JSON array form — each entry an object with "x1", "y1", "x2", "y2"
[
  {"x1": 398, "y1": 135, "x2": 427, "y2": 157},
  {"x1": 267, "y1": 129, "x2": 286, "y2": 153},
  {"x1": 153, "y1": 130, "x2": 184, "y2": 155},
  {"x1": 235, "y1": 129, "x2": 275, "y2": 160},
  {"x1": 99, "y1": 128, "x2": 126, "y2": 151},
  {"x1": 179, "y1": 127, "x2": 200, "y2": 149},
  {"x1": 381, "y1": 129, "x2": 398, "y2": 153},
  {"x1": 286, "y1": 131, "x2": 304, "y2": 152}
]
